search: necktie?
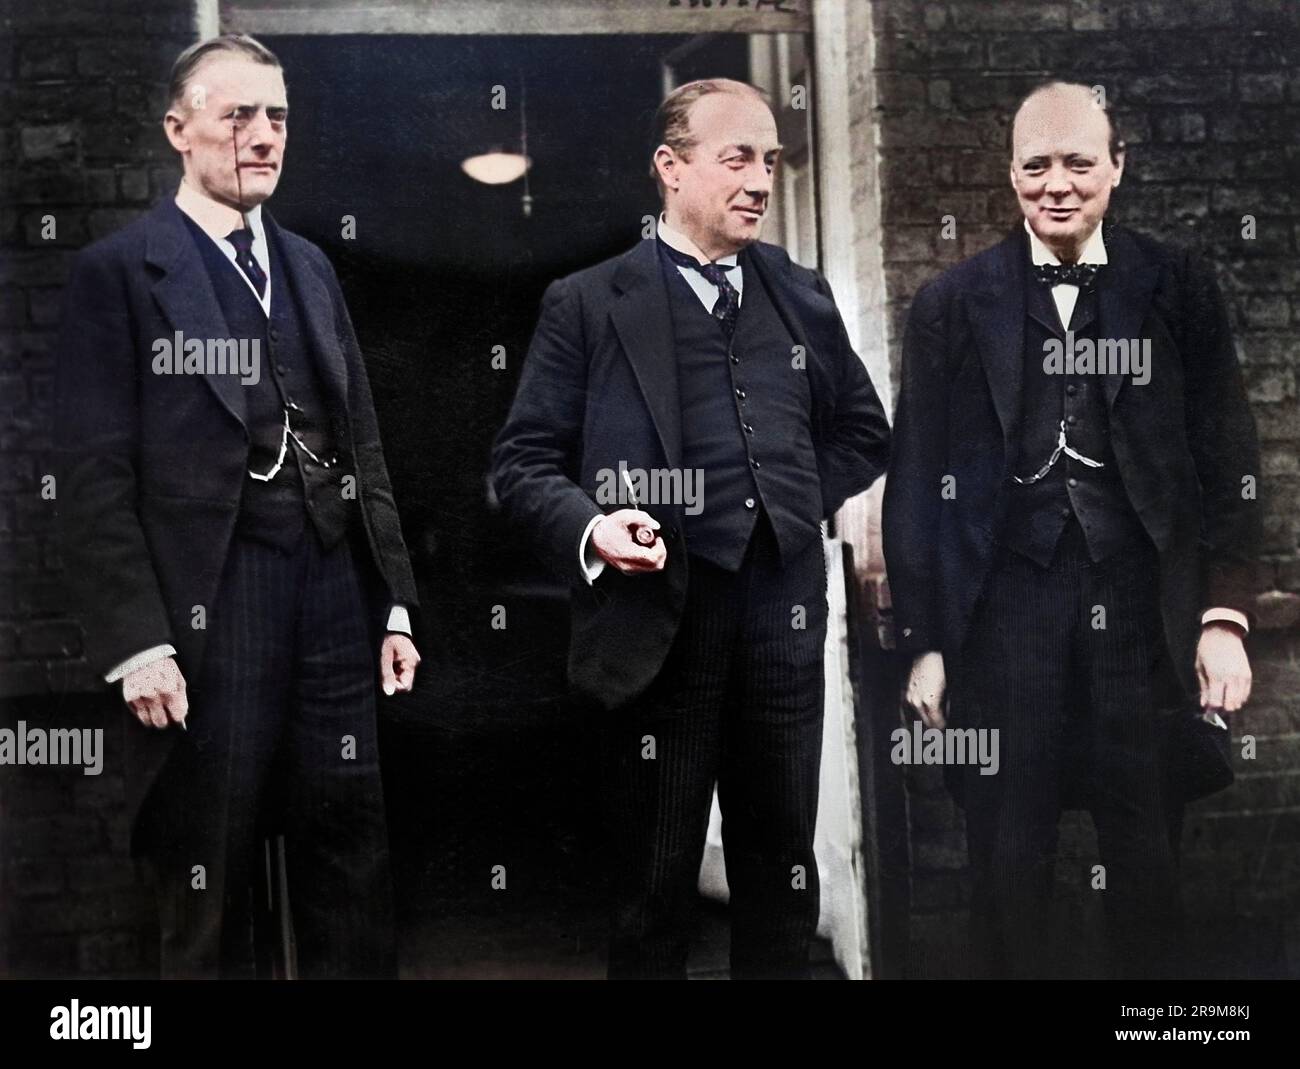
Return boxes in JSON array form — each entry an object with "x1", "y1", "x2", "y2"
[
  {"x1": 661, "y1": 241, "x2": 740, "y2": 338},
  {"x1": 1034, "y1": 261, "x2": 1103, "y2": 292},
  {"x1": 225, "y1": 226, "x2": 268, "y2": 299}
]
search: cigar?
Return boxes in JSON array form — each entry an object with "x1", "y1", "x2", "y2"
[{"x1": 622, "y1": 468, "x2": 660, "y2": 547}]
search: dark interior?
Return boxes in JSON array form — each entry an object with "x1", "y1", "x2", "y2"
[{"x1": 264, "y1": 32, "x2": 754, "y2": 976}]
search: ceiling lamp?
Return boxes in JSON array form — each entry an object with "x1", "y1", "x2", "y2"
[
  {"x1": 459, "y1": 75, "x2": 534, "y2": 217},
  {"x1": 461, "y1": 151, "x2": 530, "y2": 185}
]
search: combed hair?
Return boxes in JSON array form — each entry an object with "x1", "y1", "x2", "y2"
[
  {"x1": 166, "y1": 34, "x2": 281, "y2": 113},
  {"x1": 648, "y1": 78, "x2": 771, "y2": 191}
]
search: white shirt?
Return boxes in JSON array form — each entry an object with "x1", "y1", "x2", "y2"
[
  {"x1": 656, "y1": 213, "x2": 744, "y2": 310},
  {"x1": 176, "y1": 178, "x2": 272, "y2": 316},
  {"x1": 1024, "y1": 217, "x2": 1107, "y2": 330}
]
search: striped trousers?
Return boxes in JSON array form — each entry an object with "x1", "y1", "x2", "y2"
[
  {"x1": 602, "y1": 514, "x2": 828, "y2": 979},
  {"x1": 138, "y1": 527, "x2": 396, "y2": 979}
]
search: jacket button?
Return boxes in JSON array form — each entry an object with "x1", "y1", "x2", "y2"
[
  {"x1": 735, "y1": 388, "x2": 746, "y2": 400},
  {"x1": 730, "y1": 355, "x2": 740, "y2": 365},
  {"x1": 743, "y1": 423, "x2": 754, "y2": 434},
  {"x1": 1067, "y1": 477, "x2": 1078, "y2": 487},
  {"x1": 744, "y1": 498, "x2": 756, "y2": 509},
  {"x1": 902, "y1": 627, "x2": 913, "y2": 638},
  {"x1": 750, "y1": 458, "x2": 761, "y2": 469}
]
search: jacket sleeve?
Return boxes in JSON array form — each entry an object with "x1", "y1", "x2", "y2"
[
  {"x1": 812, "y1": 272, "x2": 891, "y2": 517},
  {"x1": 490, "y1": 276, "x2": 604, "y2": 581},
  {"x1": 319, "y1": 251, "x2": 420, "y2": 611},
  {"x1": 881, "y1": 280, "x2": 948, "y2": 656},
  {"x1": 1179, "y1": 252, "x2": 1262, "y2": 617},
  {"x1": 54, "y1": 244, "x2": 175, "y2": 677}
]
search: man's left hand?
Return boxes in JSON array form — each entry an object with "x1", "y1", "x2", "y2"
[
  {"x1": 380, "y1": 633, "x2": 421, "y2": 696},
  {"x1": 1195, "y1": 622, "x2": 1252, "y2": 713}
]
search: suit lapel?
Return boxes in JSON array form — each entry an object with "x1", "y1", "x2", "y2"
[
  {"x1": 744, "y1": 244, "x2": 828, "y2": 370},
  {"x1": 610, "y1": 240, "x2": 682, "y2": 470},
  {"x1": 966, "y1": 229, "x2": 1027, "y2": 454},
  {"x1": 265, "y1": 212, "x2": 350, "y2": 411},
  {"x1": 1096, "y1": 224, "x2": 1159, "y2": 409},
  {"x1": 145, "y1": 199, "x2": 247, "y2": 429}
]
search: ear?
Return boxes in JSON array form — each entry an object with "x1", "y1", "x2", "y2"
[
  {"x1": 1111, "y1": 149, "x2": 1125, "y2": 188},
  {"x1": 163, "y1": 108, "x2": 189, "y2": 154},
  {"x1": 652, "y1": 144, "x2": 679, "y2": 192}
]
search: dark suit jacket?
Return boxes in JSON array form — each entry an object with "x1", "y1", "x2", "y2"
[
  {"x1": 491, "y1": 237, "x2": 891, "y2": 710},
  {"x1": 54, "y1": 197, "x2": 419, "y2": 849},
  {"x1": 882, "y1": 223, "x2": 1261, "y2": 700}
]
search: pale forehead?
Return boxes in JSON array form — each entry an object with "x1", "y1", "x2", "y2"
[
  {"x1": 1013, "y1": 86, "x2": 1110, "y2": 156},
  {"x1": 189, "y1": 55, "x2": 287, "y2": 104},
  {"x1": 686, "y1": 91, "x2": 779, "y2": 149}
]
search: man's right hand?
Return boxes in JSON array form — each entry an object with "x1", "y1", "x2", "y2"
[
  {"x1": 905, "y1": 650, "x2": 946, "y2": 729},
  {"x1": 591, "y1": 509, "x2": 667, "y2": 575},
  {"x1": 122, "y1": 656, "x2": 189, "y2": 730}
]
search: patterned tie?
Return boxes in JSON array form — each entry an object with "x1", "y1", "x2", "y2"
[
  {"x1": 661, "y1": 241, "x2": 740, "y2": 338},
  {"x1": 225, "y1": 226, "x2": 268, "y2": 299},
  {"x1": 1034, "y1": 261, "x2": 1103, "y2": 292}
]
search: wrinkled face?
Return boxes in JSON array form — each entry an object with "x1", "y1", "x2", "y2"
[
  {"x1": 656, "y1": 91, "x2": 781, "y2": 259},
  {"x1": 1010, "y1": 86, "x2": 1122, "y2": 258},
  {"x1": 164, "y1": 55, "x2": 287, "y2": 209}
]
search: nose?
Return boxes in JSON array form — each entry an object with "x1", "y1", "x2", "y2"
[
  {"x1": 744, "y1": 160, "x2": 773, "y2": 199},
  {"x1": 1044, "y1": 165, "x2": 1072, "y2": 197},
  {"x1": 243, "y1": 108, "x2": 278, "y2": 150}
]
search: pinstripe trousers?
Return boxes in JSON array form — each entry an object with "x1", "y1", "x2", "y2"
[
  {"x1": 954, "y1": 518, "x2": 1183, "y2": 979},
  {"x1": 602, "y1": 514, "x2": 828, "y2": 980},
  {"x1": 138, "y1": 528, "x2": 396, "y2": 979}
]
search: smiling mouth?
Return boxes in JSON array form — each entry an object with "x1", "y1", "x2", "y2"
[{"x1": 733, "y1": 206, "x2": 765, "y2": 220}]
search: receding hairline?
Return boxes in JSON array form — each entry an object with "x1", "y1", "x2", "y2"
[
  {"x1": 648, "y1": 78, "x2": 775, "y2": 191},
  {"x1": 166, "y1": 34, "x2": 283, "y2": 114},
  {"x1": 1009, "y1": 80, "x2": 1122, "y2": 162}
]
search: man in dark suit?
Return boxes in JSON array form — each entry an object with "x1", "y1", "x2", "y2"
[
  {"x1": 55, "y1": 34, "x2": 422, "y2": 978},
  {"x1": 492, "y1": 79, "x2": 890, "y2": 979},
  {"x1": 883, "y1": 82, "x2": 1260, "y2": 978}
]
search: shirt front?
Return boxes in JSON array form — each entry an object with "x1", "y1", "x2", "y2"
[
  {"x1": 657, "y1": 214, "x2": 745, "y2": 311},
  {"x1": 1023, "y1": 217, "x2": 1107, "y2": 330},
  {"x1": 175, "y1": 178, "x2": 272, "y2": 316}
]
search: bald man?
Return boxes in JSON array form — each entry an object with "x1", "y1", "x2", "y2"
[{"x1": 883, "y1": 82, "x2": 1260, "y2": 978}]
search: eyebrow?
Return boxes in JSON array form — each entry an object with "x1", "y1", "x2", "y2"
[
  {"x1": 222, "y1": 101, "x2": 289, "y2": 113},
  {"x1": 1020, "y1": 150, "x2": 1096, "y2": 164},
  {"x1": 718, "y1": 143, "x2": 785, "y2": 157}
]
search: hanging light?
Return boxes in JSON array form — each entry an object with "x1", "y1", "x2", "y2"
[
  {"x1": 459, "y1": 74, "x2": 533, "y2": 217},
  {"x1": 460, "y1": 151, "x2": 530, "y2": 185}
]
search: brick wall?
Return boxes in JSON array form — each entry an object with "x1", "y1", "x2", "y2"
[
  {"x1": 0, "y1": 0, "x2": 194, "y2": 976},
  {"x1": 869, "y1": 0, "x2": 1300, "y2": 977}
]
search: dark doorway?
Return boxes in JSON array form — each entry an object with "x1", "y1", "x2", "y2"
[{"x1": 264, "y1": 33, "x2": 749, "y2": 977}]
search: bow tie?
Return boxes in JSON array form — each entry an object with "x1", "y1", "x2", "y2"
[{"x1": 1034, "y1": 261, "x2": 1104, "y2": 291}]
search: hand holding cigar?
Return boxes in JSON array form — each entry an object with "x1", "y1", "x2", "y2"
[{"x1": 591, "y1": 507, "x2": 668, "y2": 575}]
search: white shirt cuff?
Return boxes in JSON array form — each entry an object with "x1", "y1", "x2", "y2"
[
  {"x1": 579, "y1": 514, "x2": 606, "y2": 585},
  {"x1": 1201, "y1": 607, "x2": 1249, "y2": 634},
  {"x1": 105, "y1": 644, "x2": 177, "y2": 684},
  {"x1": 386, "y1": 605, "x2": 412, "y2": 635}
]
